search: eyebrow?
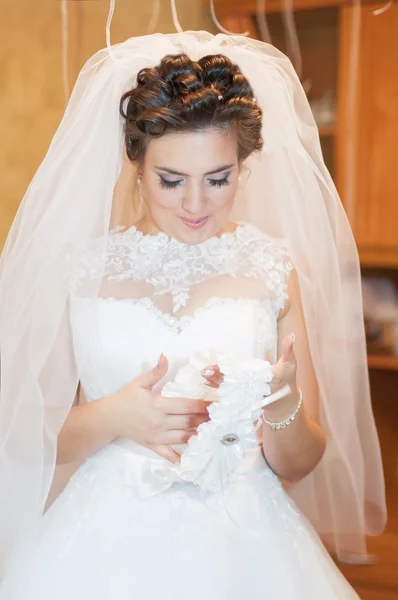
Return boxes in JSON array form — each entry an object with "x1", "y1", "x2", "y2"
[{"x1": 154, "y1": 164, "x2": 235, "y2": 177}]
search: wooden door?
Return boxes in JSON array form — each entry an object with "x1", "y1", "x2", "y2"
[{"x1": 337, "y1": 3, "x2": 398, "y2": 266}]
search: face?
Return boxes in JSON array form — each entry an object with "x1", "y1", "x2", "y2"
[{"x1": 139, "y1": 128, "x2": 240, "y2": 244}]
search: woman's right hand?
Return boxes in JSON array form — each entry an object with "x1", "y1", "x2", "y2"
[{"x1": 100, "y1": 354, "x2": 210, "y2": 463}]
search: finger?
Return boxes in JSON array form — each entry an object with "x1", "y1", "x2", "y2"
[
  {"x1": 204, "y1": 371, "x2": 224, "y2": 383},
  {"x1": 271, "y1": 360, "x2": 296, "y2": 383},
  {"x1": 202, "y1": 366, "x2": 224, "y2": 386},
  {"x1": 204, "y1": 379, "x2": 223, "y2": 389},
  {"x1": 203, "y1": 373, "x2": 224, "y2": 388},
  {"x1": 153, "y1": 444, "x2": 181, "y2": 464},
  {"x1": 204, "y1": 380, "x2": 219, "y2": 389},
  {"x1": 140, "y1": 354, "x2": 169, "y2": 390},
  {"x1": 162, "y1": 397, "x2": 212, "y2": 415},
  {"x1": 166, "y1": 414, "x2": 210, "y2": 430},
  {"x1": 201, "y1": 365, "x2": 220, "y2": 378},
  {"x1": 279, "y1": 334, "x2": 296, "y2": 364}
]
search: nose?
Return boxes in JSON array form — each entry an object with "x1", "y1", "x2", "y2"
[{"x1": 181, "y1": 181, "x2": 205, "y2": 216}]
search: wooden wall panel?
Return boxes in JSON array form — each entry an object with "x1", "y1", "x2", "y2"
[
  {"x1": 337, "y1": 3, "x2": 398, "y2": 266},
  {"x1": 0, "y1": 0, "x2": 214, "y2": 248},
  {"x1": 0, "y1": 0, "x2": 65, "y2": 245}
]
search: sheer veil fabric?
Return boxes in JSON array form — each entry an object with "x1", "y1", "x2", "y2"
[{"x1": 0, "y1": 31, "x2": 386, "y2": 569}]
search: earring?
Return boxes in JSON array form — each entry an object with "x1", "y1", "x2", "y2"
[{"x1": 137, "y1": 175, "x2": 143, "y2": 185}]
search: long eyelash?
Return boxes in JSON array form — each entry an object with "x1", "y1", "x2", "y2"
[
  {"x1": 208, "y1": 177, "x2": 230, "y2": 188},
  {"x1": 158, "y1": 176, "x2": 230, "y2": 189},
  {"x1": 159, "y1": 177, "x2": 182, "y2": 190}
]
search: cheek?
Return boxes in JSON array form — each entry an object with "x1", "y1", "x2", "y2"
[
  {"x1": 209, "y1": 181, "x2": 238, "y2": 211},
  {"x1": 144, "y1": 182, "x2": 181, "y2": 212}
]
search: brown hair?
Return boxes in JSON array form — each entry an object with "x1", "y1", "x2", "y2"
[{"x1": 119, "y1": 53, "x2": 263, "y2": 164}]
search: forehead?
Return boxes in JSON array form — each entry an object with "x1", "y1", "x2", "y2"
[{"x1": 144, "y1": 129, "x2": 238, "y2": 173}]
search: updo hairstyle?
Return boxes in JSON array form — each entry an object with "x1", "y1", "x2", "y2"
[{"x1": 119, "y1": 53, "x2": 263, "y2": 164}]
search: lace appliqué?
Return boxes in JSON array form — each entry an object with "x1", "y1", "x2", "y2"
[
  {"x1": 71, "y1": 222, "x2": 294, "y2": 314},
  {"x1": 104, "y1": 226, "x2": 238, "y2": 313}
]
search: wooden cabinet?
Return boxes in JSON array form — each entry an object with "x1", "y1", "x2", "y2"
[
  {"x1": 212, "y1": 0, "x2": 398, "y2": 267},
  {"x1": 337, "y1": 3, "x2": 398, "y2": 266}
]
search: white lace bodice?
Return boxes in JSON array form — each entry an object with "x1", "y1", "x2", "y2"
[{"x1": 69, "y1": 223, "x2": 293, "y2": 402}]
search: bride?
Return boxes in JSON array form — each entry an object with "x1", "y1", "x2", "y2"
[{"x1": 0, "y1": 31, "x2": 386, "y2": 599}]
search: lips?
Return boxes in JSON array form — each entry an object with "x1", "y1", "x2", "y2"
[{"x1": 181, "y1": 216, "x2": 209, "y2": 229}]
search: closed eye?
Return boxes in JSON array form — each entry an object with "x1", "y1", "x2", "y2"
[
  {"x1": 158, "y1": 176, "x2": 183, "y2": 190},
  {"x1": 208, "y1": 176, "x2": 230, "y2": 188},
  {"x1": 158, "y1": 174, "x2": 231, "y2": 189}
]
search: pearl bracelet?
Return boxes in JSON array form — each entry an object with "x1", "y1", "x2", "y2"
[{"x1": 262, "y1": 388, "x2": 303, "y2": 430}]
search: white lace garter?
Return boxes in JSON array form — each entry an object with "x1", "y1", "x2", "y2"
[{"x1": 161, "y1": 349, "x2": 291, "y2": 492}]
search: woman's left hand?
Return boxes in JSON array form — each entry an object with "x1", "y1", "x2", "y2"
[
  {"x1": 201, "y1": 333, "x2": 298, "y2": 398},
  {"x1": 269, "y1": 333, "x2": 297, "y2": 396}
]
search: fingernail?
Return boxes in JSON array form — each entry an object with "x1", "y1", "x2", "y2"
[
  {"x1": 291, "y1": 333, "x2": 296, "y2": 345},
  {"x1": 202, "y1": 368, "x2": 215, "y2": 377},
  {"x1": 157, "y1": 353, "x2": 163, "y2": 366}
]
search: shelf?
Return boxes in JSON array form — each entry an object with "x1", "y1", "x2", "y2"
[
  {"x1": 368, "y1": 354, "x2": 398, "y2": 371},
  {"x1": 211, "y1": 0, "x2": 361, "y2": 17},
  {"x1": 359, "y1": 248, "x2": 398, "y2": 269},
  {"x1": 318, "y1": 123, "x2": 336, "y2": 137}
]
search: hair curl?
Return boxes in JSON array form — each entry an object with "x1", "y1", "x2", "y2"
[{"x1": 120, "y1": 53, "x2": 263, "y2": 164}]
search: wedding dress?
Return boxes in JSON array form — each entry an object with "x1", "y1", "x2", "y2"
[{"x1": 0, "y1": 222, "x2": 360, "y2": 599}]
